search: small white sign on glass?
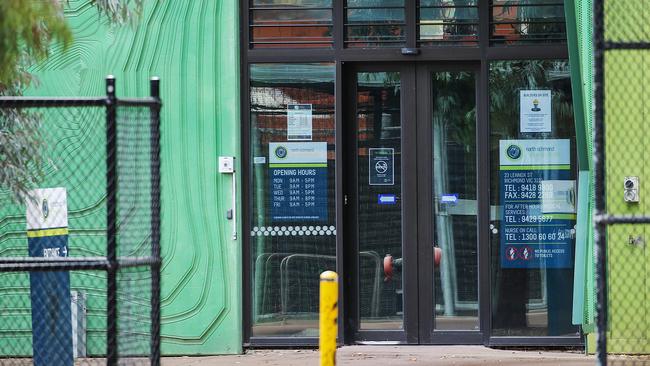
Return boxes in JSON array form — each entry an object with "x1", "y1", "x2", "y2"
[
  {"x1": 520, "y1": 90, "x2": 551, "y2": 133},
  {"x1": 287, "y1": 104, "x2": 313, "y2": 141}
]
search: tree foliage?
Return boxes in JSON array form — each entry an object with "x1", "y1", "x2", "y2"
[
  {"x1": 0, "y1": 0, "x2": 143, "y2": 87},
  {"x1": 0, "y1": 1, "x2": 71, "y2": 89},
  {"x1": 0, "y1": 0, "x2": 143, "y2": 201},
  {"x1": 0, "y1": 106, "x2": 45, "y2": 202}
]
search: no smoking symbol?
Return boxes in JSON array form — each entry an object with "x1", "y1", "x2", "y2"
[{"x1": 375, "y1": 160, "x2": 388, "y2": 174}]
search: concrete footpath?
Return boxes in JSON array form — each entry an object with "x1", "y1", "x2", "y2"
[{"x1": 161, "y1": 346, "x2": 609, "y2": 366}]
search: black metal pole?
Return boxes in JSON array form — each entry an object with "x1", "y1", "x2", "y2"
[
  {"x1": 105, "y1": 75, "x2": 119, "y2": 366},
  {"x1": 593, "y1": 1, "x2": 607, "y2": 365},
  {"x1": 149, "y1": 76, "x2": 162, "y2": 366}
]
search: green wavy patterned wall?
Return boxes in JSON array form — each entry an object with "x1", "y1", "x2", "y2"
[{"x1": 25, "y1": 0, "x2": 242, "y2": 355}]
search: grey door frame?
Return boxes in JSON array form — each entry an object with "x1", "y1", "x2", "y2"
[
  {"x1": 344, "y1": 63, "x2": 418, "y2": 344},
  {"x1": 414, "y1": 62, "x2": 486, "y2": 345}
]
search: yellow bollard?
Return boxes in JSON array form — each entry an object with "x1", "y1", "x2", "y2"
[{"x1": 319, "y1": 270, "x2": 338, "y2": 366}]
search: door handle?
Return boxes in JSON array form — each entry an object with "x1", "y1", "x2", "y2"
[{"x1": 219, "y1": 156, "x2": 237, "y2": 240}]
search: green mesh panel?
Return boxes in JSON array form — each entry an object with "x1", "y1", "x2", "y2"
[
  {"x1": 578, "y1": 0, "x2": 595, "y2": 327},
  {"x1": 566, "y1": 0, "x2": 595, "y2": 329}
]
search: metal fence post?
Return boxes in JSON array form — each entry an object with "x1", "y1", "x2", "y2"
[
  {"x1": 106, "y1": 75, "x2": 119, "y2": 366},
  {"x1": 593, "y1": 0, "x2": 607, "y2": 365},
  {"x1": 150, "y1": 76, "x2": 162, "y2": 366}
]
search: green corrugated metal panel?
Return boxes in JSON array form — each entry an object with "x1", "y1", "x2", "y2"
[
  {"x1": 572, "y1": 170, "x2": 590, "y2": 325},
  {"x1": 565, "y1": 0, "x2": 595, "y2": 329},
  {"x1": 565, "y1": 0, "x2": 588, "y2": 170},
  {"x1": 565, "y1": 0, "x2": 586, "y2": 326},
  {"x1": 573, "y1": 0, "x2": 595, "y2": 331},
  {"x1": 571, "y1": 0, "x2": 597, "y2": 340},
  {"x1": 578, "y1": 0, "x2": 595, "y2": 330},
  {"x1": 13, "y1": 0, "x2": 242, "y2": 355}
]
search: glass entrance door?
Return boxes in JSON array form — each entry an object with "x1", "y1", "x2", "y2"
[
  {"x1": 356, "y1": 70, "x2": 404, "y2": 331},
  {"x1": 429, "y1": 70, "x2": 479, "y2": 331},
  {"x1": 415, "y1": 65, "x2": 483, "y2": 344},
  {"x1": 346, "y1": 64, "x2": 481, "y2": 344},
  {"x1": 349, "y1": 65, "x2": 419, "y2": 343}
]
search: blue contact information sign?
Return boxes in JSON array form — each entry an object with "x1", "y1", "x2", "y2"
[{"x1": 499, "y1": 140, "x2": 576, "y2": 269}]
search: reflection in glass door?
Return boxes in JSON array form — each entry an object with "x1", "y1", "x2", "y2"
[
  {"x1": 356, "y1": 71, "x2": 404, "y2": 331},
  {"x1": 431, "y1": 71, "x2": 479, "y2": 331}
]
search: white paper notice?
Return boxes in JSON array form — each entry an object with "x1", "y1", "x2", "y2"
[
  {"x1": 287, "y1": 104, "x2": 313, "y2": 141},
  {"x1": 520, "y1": 90, "x2": 551, "y2": 133}
]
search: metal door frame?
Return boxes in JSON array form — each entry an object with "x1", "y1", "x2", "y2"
[
  {"x1": 414, "y1": 62, "x2": 486, "y2": 345},
  {"x1": 343, "y1": 62, "x2": 486, "y2": 345},
  {"x1": 343, "y1": 62, "x2": 418, "y2": 344}
]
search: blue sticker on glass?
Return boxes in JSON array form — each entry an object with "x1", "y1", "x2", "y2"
[
  {"x1": 440, "y1": 194, "x2": 458, "y2": 205},
  {"x1": 377, "y1": 194, "x2": 397, "y2": 205}
]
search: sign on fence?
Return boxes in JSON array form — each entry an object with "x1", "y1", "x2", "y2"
[{"x1": 26, "y1": 187, "x2": 72, "y2": 366}]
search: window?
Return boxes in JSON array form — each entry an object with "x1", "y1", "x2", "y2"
[
  {"x1": 418, "y1": 0, "x2": 479, "y2": 46},
  {"x1": 345, "y1": 0, "x2": 406, "y2": 47},
  {"x1": 249, "y1": 63, "x2": 336, "y2": 337},
  {"x1": 250, "y1": 0, "x2": 333, "y2": 48},
  {"x1": 489, "y1": 60, "x2": 578, "y2": 337},
  {"x1": 490, "y1": 0, "x2": 566, "y2": 44}
]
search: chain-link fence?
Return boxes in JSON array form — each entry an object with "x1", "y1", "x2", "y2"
[
  {"x1": 594, "y1": 1, "x2": 650, "y2": 365},
  {"x1": 0, "y1": 77, "x2": 161, "y2": 365}
]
